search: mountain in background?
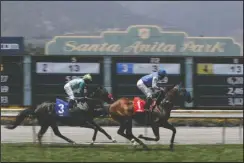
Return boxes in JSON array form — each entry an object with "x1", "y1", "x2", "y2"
[
  {"x1": 119, "y1": 1, "x2": 243, "y2": 44},
  {"x1": 1, "y1": 1, "x2": 243, "y2": 45},
  {"x1": 1, "y1": 1, "x2": 160, "y2": 38}
]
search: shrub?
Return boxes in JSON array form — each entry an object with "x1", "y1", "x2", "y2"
[{"x1": 1, "y1": 117, "x2": 242, "y2": 127}]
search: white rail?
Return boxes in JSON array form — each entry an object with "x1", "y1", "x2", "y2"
[{"x1": 1, "y1": 109, "x2": 243, "y2": 117}]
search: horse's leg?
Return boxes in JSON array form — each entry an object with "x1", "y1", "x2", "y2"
[
  {"x1": 161, "y1": 121, "x2": 176, "y2": 151},
  {"x1": 91, "y1": 128, "x2": 98, "y2": 145},
  {"x1": 37, "y1": 125, "x2": 49, "y2": 146},
  {"x1": 125, "y1": 118, "x2": 149, "y2": 150},
  {"x1": 138, "y1": 122, "x2": 160, "y2": 141},
  {"x1": 50, "y1": 123, "x2": 76, "y2": 144},
  {"x1": 117, "y1": 119, "x2": 134, "y2": 141},
  {"x1": 116, "y1": 118, "x2": 148, "y2": 149},
  {"x1": 87, "y1": 120, "x2": 117, "y2": 143},
  {"x1": 80, "y1": 122, "x2": 98, "y2": 145}
]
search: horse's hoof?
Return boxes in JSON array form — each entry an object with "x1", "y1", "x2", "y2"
[
  {"x1": 143, "y1": 146, "x2": 150, "y2": 150},
  {"x1": 131, "y1": 138, "x2": 135, "y2": 144},
  {"x1": 130, "y1": 139, "x2": 138, "y2": 147},
  {"x1": 169, "y1": 144, "x2": 174, "y2": 151},
  {"x1": 5, "y1": 125, "x2": 14, "y2": 130},
  {"x1": 112, "y1": 139, "x2": 117, "y2": 143},
  {"x1": 133, "y1": 141, "x2": 138, "y2": 146},
  {"x1": 138, "y1": 134, "x2": 143, "y2": 138},
  {"x1": 90, "y1": 141, "x2": 94, "y2": 145}
]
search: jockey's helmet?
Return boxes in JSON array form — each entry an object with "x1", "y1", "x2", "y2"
[
  {"x1": 83, "y1": 74, "x2": 92, "y2": 83},
  {"x1": 158, "y1": 69, "x2": 167, "y2": 78}
]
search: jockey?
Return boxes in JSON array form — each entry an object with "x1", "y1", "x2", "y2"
[
  {"x1": 64, "y1": 74, "x2": 92, "y2": 112},
  {"x1": 137, "y1": 69, "x2": 167, "y2": 111}
]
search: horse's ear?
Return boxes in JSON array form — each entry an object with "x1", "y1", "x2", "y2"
[{"x1": 97, "y1": 85, "x2": 103, "y2": 89}]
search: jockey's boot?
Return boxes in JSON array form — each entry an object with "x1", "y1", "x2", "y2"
[
  {"x1": 156, "y1": 91, "x2": 165, "y2": 106},
  {"x1": 145, "y1": 97, "x2": 153, "y2": 112},
  {"x1": 145, "y1": 97, "x2": 153, "y2": 123},
  {"x1": 68, "y1": 99, "x2": 76, "y2": 112}
]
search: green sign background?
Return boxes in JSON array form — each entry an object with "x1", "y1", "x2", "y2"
[{"x1": 45, "y1": 25, "x2": 242, "y2": 56}]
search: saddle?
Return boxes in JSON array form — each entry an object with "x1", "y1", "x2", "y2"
[{"x1": 70, "y1": 101, "x2": 89, "y2": 114}]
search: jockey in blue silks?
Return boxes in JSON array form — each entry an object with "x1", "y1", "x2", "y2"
[{"x1": 137, "y1": 69, "x2": 168, "y2": 111}]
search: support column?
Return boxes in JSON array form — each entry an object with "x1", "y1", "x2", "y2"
[
  {"x1": 23, "y1": 56, "x2": 32, "y2": 106},
  {"x1": 103, "y1": 56, "x2": 112, "y2": 93},
  {"x1": 185, "y1": 57, "x2": 193, "y2": 107}
]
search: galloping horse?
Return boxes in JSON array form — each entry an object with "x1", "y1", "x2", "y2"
[
  {"x1": 93, "y1": 83, "x2": 193, "y2": 150},
  {"x1": 5, "y1": 86, "x2": 116, "y2": 145}
]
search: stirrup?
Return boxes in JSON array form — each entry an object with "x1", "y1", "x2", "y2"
[
  {"x1": 144, "y1": 108, "x2": 150, "y2": 112},
  {"x1": 69, "y1": 107, "x2": 76, "y2": 112},
  {"x1": 151, "y1": 104, "x2": 156, "y2": 110}
]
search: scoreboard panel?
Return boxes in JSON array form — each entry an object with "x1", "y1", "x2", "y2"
[
  {"x1": 111, "y1": 56, "x2": 185, "y2": 108},
  {"x1": 32, "y1": 56, "x2": 104, "y2": 105},
  {"x1": 0, "y1": 56, "x2": 23, "y2": 107},
  {"x1": 193, "y1": 57, "x2": 243, "y2": 109}
]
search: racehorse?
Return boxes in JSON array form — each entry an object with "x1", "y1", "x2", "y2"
[
  {"x1": 5, "y1": 86, "x2": 116, "y2": 145},
  {"x1": 92, "y1": 83, "x2": 193, "y2": 150}
]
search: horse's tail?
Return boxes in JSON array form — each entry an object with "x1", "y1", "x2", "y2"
[{"x1": 5, "y1": 107, "x2": 36, "y2": 130}]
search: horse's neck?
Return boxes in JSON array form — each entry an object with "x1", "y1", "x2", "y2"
[{"x1": 166, "y1": 89, "x2": 178, "y2": 102}]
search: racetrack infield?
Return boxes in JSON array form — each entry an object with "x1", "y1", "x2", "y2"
[{"x1": 1, "y1": 144, "x2": 243, "y2": 162}]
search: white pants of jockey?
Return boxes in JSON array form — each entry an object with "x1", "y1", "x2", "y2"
[
  {"x1": 64, "y1": 83, "x2": 75, "y2": 100},
  {"x1": 137, "y1": 79, "x2": 153, "y2": 98}
]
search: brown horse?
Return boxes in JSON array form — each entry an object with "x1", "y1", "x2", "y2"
[{"x1": 93, "y1": 83, "x2": 193, "y2": 150}]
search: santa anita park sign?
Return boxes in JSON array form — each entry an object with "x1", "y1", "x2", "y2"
[{"x1": 45, "y1": 25, "x2": 242, "y2": 56}]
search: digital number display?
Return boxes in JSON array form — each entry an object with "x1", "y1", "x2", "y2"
[
  {"x1": 0, "y1": 56, "x2": 23, "y2": 107},
  {"x1": 197, "y1": 63, "x2": 243, "y2": 75},
  {"x1": 36, "y1": 62, "x2": 100, "y2": 74},
  {"x1": 112, "y1": 56, "x2": 184, "y2": 108},
  {"x1": 116, "y1": 63, "x2": 181, "y2": 74},
  {"x1": 194, "y1": 57, "x2": 243, "y2": 109},
  {"x1": 32, "y1": 56, "x2": 104, "y2": 105},
  {"x1": 0, "y1": 37, "x2": 25, "y2": 55}
]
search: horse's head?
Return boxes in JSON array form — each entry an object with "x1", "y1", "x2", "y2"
[
  {"x1": 172, "y1": 83, "x2": 193, "y2": 103},
  {"x1": 91, "y1": 85, "x2": 115, "y2": 104}
]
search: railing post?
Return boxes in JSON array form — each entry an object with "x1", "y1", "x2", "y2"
[
  {"x1": 222, "y1": 118, "x2": 226, "y2": 144},
  {"x1": 32, "y1": 124, "x2": 36, "y2": 143},
  {"x1": 50, "y1": 129, "x2": 54, "y2": 144},
  {"x1": 239, "y1": 118, "x2": 243, "y2": 143}
]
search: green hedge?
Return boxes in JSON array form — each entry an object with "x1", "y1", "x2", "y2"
[{"x1": 1, "y1": 117, "x2": 242, "y2": 127}]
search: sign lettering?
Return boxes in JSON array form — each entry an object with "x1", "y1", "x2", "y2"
[
  {"x1": 62, "y1": 41, "x2": 228, "y2": 54},
  {"x1": 45, "y1": 25, "x2": 242, "y2": 56}
]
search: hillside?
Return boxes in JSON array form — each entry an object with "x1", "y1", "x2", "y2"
[
  {"x1": 1, "y1": 1, "x2": 243, "y2": 45},
  {"x1": 1, "y1": 1, "x2": 160, "y2": 38},
  {"x1": 120, "y1": 1, "x2": 243, "y2": 43}
]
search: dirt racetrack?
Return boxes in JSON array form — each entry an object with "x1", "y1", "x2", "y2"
[{"x1": 1, "y1": 126, "x2": 243, "y2": 144}]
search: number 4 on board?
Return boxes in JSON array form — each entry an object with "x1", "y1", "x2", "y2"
[{"x1": 197, "y1": 64, "x2": 213, "y2": 75}]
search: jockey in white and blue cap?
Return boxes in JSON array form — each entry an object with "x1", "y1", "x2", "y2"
[{"x1": 137, "y1": 69, "x2": 167, "y2": 111}]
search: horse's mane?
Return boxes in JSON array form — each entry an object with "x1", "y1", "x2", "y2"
[
  {"x1": 34, "y1": 101, "x2": 55, "y2": 114},
  {"x1": 164, "y1": 84, "x2": 180, "y2": 100}
]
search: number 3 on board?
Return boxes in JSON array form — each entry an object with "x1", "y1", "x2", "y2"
[{"x1": 197, "y1": 64, "x2": 213, "y2": 75}]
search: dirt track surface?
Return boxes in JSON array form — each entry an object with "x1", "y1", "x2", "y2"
[{"x1": 1, "y1": 126, "x2": 243, "y2": 145}]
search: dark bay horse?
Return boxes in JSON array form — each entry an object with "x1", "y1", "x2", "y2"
[
  {"x1": 93, "y1": 83, "x2": 193, "y2": 150},
  {"x1": 5, "y1": 86, "x2": 116, "y2": 145}
]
